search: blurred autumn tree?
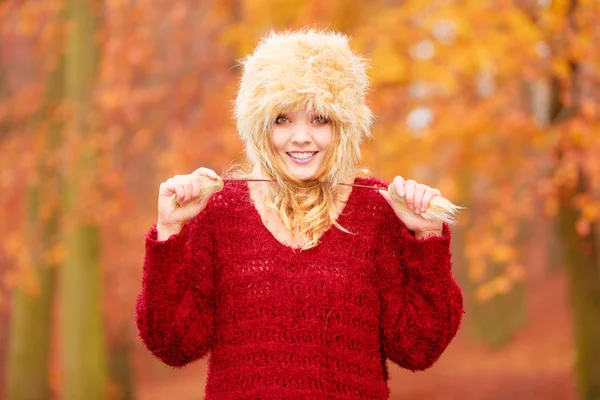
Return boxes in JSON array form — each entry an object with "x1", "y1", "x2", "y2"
[
  {"x1": 547, "y1": 1, "x2": 600, "y2": 397},
  {"x1": 61, "y1": 0, "x2": 108, "y2": 398},
  {"x1": 0, "y1": 0, "x2": 598, "y2": 399},
  {"x1": 4, "y1": 2, "x2": 62, "y2": 398}
]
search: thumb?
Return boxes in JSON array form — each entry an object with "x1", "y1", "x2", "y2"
[{"x1": 378, "y1": 189, "x2": 397, "y2": 211}]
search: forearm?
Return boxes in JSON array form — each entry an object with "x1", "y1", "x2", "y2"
[
  {"x1": 380, "y1": 223, "x2": 464, "y2": 370},
  {"x1": 156, "y1": 221, "x2": 184, "y2": 241},
  {"x1": 136, "y1": 223, "x2": 215, "y2": 366},
  {"x1": 136, "y1": 288, "x2": 214, "y2": 367},
  {"x1": 382, "y1": 273, "x2": 463, "y2": 370}
]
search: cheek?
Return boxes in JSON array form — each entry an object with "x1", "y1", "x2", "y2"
[
  {"x1": 270, "y1": 129, "x2": 287, "y2": 151},
  {"x1": 316, "y1": 126, "x2": 333, "y2": 149}
]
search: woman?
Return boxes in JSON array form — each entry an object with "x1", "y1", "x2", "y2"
[{"x1": 136, "y1": 29, "x2": 463, "y2": 399}]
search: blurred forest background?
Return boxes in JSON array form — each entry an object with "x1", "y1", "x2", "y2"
[{"x1": 0, "y1": 0, "x2": 599, "y2": 399}]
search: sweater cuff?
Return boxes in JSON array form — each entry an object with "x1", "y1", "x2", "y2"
[
  {"x1": 400, "y1": 223, "x2": 452, "y2": 273},
  {"x1": 144, "y1": 222, "x2": 193, "y2": 275},
  {"x1": 146, "y1": 221, "x2": 194, "y2": 245}
]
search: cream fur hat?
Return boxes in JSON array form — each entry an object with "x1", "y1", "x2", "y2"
[{"x1": 234, "y1": 28, "x2": 373, "y2": 180}]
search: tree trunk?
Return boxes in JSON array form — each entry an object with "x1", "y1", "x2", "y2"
[
  {"x1": 110, "y1": 330, "x2": 135, "y2": 400},
  {"x1": 5, "y1": 190, "x2": 58, "y2": 400},
  {"x1": 551, "y1": 0, "x2": 600, "y2": 396},
  {"x1": 62, "y1": 225, "x2": 106, "y2": 399},
  {"x1": 61, "y1": 0, "x2": 107, "y2": 398},
  {"x1": 4, "y1": 17, "x2": 65, "y2": 399},
  {"x1": 558, "y1": 181, "x2": 600, "y2": 399}
]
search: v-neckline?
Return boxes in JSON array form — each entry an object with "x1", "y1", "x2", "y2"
[{"x1": 243, "y1": 179, "x2": 358, "y2": 254}]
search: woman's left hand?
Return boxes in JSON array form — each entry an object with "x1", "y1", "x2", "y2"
[{"x1": 379, "y1": 176, "x2": 444, "y2": 238}]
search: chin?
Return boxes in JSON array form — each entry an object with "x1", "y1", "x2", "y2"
[
  {"x1": 287, "y1": 172, "x2": 317, "y2": 181},
  {"x1": 283, "y1": 166, "x2": 321, "y2": 182},
  {"x1": 278, "y1": 154, "x2": 324, "y2": 182}
]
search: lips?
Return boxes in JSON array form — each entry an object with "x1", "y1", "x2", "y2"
[
  {"x1": 287, "y1": 151, "x2": 318, "y2": 160},
  {"x1": 286, "y1": 151, "x2": 318, "y2": 164}
]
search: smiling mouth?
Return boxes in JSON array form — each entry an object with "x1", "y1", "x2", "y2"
[{"x1": 287, "y1": 151, "x2": 318, "y2": 160}]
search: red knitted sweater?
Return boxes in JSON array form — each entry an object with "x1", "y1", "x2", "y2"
[{"x1": 136, "y1": 177, "x2": 464, "y2": 399}]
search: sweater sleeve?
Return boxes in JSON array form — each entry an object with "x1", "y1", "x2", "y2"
[
  {"x1": 375, "y1": 204, "x2": 464, "y2": 372},
  {"x1": 135, "y1": 209, "x2": 215, "y2": 368}
]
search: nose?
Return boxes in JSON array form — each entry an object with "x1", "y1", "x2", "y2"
[{"x1": 291, "y1": 121, "x2": 311, "y2": 144}]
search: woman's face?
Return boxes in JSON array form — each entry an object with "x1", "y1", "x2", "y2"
[{"x1": 270, "y1": 107, "x2": 333, "y2": 181}]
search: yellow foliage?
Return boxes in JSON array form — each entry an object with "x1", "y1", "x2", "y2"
[
  {"x1": 551, "y1": 58, "x2": 571, "y2": 79},
  {"x1": 582, "y1": 203, "x2": 600, "y2": 221},
  {"x1": 475, "y1": 275, "x2": 514, "y2": 304},
  {"x1": 495, "y1": 275, "x2": 512, "y2": 295},
  {"x1": 370, "y1": 39, "x2": 408, "y2": 86},
  {"x1": 464, "y1": 240, "x2": 482, "y2": 261},
  {"x1": 468, "y1": 260, "x2": 486, "y2": 283},
  {"x1": 491, "y1": 244, "x2": 516, "y2": 264},
  {"x1": 474, "y1": 280, "x2": 495, "y2": 303},
  {"x1": 491, "y1": 211, "x2": 505, "y2": 227}
]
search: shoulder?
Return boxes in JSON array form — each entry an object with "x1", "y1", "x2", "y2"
[
  {"x1": 352, "y1": 176, "x2": 390, "y2": 208},
  {"x1": 350, "y1": 176, "x2": 395, "y2": 223},
  {"x1": 352, "y1": 176, "x2": 411, "y2": 235}
]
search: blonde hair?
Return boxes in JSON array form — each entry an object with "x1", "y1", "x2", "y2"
[
  {"x1": 223, "y1": 132, "x2": 369, "y2": 251},
  {"x1": 231, "y1": 28, "x2": 374, "y2": 249}
]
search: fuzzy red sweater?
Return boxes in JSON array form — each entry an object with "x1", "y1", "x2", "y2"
[{"x1": 136, "y1": 177, "x2": 464, "y2": 399}]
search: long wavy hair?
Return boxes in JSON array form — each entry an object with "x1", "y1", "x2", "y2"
[
  {"x1": 231, "y1": 28, "x2": 374, "y2": 250},
  {"x1": 224, "y1": 127, "x2": 370, "y2": 250}
]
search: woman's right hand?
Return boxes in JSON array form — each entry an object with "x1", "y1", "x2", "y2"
[{"x1": 156, "y1": 167, "x2": 221, "y2": 239}]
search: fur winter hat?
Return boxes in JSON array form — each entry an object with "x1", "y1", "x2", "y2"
[{"x1": 234, "y1": 28, "x2": 373, "y2": 180}]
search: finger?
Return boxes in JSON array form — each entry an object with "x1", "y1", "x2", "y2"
[
  {"x1": 393, "y1": 176, "x2": 406, "y2": 197},
  {"x1": 160, "y1": 181, "x2": 176, "y2": 197},
  {"x1": 166, "y1": 179, "x2": 179, "y2": 196},
  {"x1": 191, "y1": 177, "x2": 201, "y2": 200},
  {"x1": 175, "y1": 185, "x2": 185, "y2": 204},
  {"x1": 405, "y1": 180, "x2": 416, "y2": 211},
  {"x1": 193, "y1": 167, "x2": 219, "y2": 180},
  {"x1": 379, "y1": 189, "x2": 403, "y2": 216},
  {"x1": 413, "y1": 184, "x2": 426, "y2": 214},
  {"x1": 421, "y1": 188, "x2": 435, "y2": 212},
  {"x1": 183, "y1": 182, "x2": 192, "y2": 203},
  {"x1": 379, "y1": 189, "x2": 394, "y2": 208},
  {"x1": 162, "y1": 178, "x2": 176, "y2": 192}
]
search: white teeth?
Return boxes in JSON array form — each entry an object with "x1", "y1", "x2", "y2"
[{"x1": 288, "y1": 152, "x2": 317, "y2": 160}]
